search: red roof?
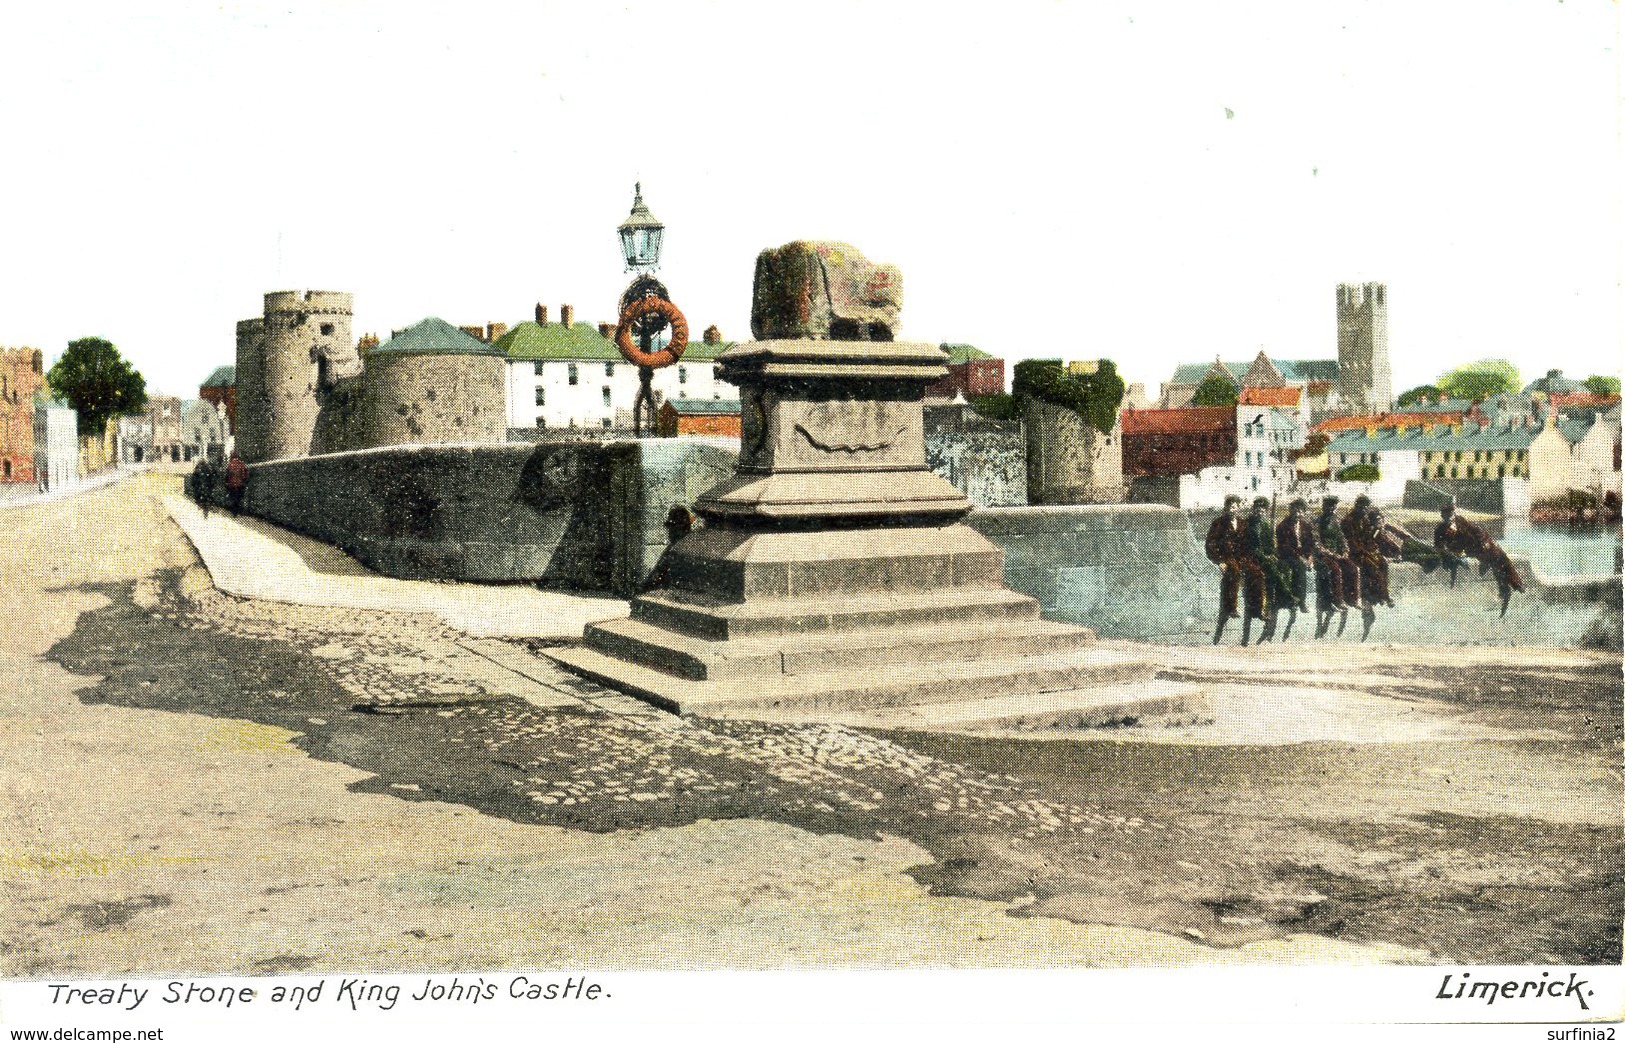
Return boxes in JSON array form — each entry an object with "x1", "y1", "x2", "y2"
[
  {"x1": 1306, "y1": 380, "x2": 1334, "y2": 395},
  {"x1": 1315, "y1": 410, "x2": 1464, "y2": 434},
  {"x1": 1548, "y1": 391, "x2": 1620, "y2": 409},
  {"x1": 1122, "y1": 406, "x2": 1234, "y2": 436},
  {"x1": 1238, "y1": 386, "x2": 1302, "y2": 407}
]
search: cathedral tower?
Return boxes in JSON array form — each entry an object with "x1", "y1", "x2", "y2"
[{"x1": 1336, "y1": 282, "x2": 1391, "y2": 411}]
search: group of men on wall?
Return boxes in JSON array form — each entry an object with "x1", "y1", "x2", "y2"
[{"x1": 1206, "y1": 491, "x2": 1524, "y2": 645}]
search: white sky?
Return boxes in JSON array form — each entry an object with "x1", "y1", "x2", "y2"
[{"x1": 0, "y1": 1, "x2": 1620, "y2": 400}]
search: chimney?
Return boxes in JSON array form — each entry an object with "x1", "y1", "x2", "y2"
[
  {"x1": 703, "y1": 324, "x2": 721, "y2": 345},
  {"x1": 560, "y1": 304, "x2": 574, "y2": 327},
  {"x1": 358, "y1": 333, "x2": 379, "y2": 352},
  {"x1": 487, "y1": 322, "x2": 508, "y2": 342},
  {"x1": 598, "y1": 322, "x2": 614, "y2": 339},
  {"x1": 535, "y1": 303, "x2": 548, "y2": 325},
  {"x1": 459, "y1": 325, "x2": 485, "y2": 342}
]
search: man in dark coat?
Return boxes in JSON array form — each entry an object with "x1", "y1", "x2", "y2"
[
  {"x1": 1435, "y1": 500, "x2": 1524, "y2": 617},
  {"x1": 190, "y1": 454, "x2": 217, "y2": 519},
  {"x1": 1244, "y1": 496, "x2": 1297, "y2": 642},
  {"x1": 1206, "y1": 493, "x2": 1265, "y2": 645},
  {"x1": 1313, "y1": 495, "x2": 1361, "y2": 637},
  {"x1": 1274, "y1": 497, "x2": 1315, "y2": 614},
  {"x1": 1342, "y1": 494, "x2": 1393, "y2": 608},
  {"x1": 223, "y1": 450, "x2": 249, "y2": 517}
]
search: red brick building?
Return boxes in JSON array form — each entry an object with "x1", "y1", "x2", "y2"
[
  {"x1": 1, "y1": 347, "x2": 46, "y2": 483},
  {"x1": 199, "y1": 365, "x2": 237, "y2": 434},
  {"x1": 925, "y1": 344, "x2": 1004, "y2": 399},
  {"x1": 1121, "y1": 406, "x2": 1236, "y2": 477},
  {"x1": 657, "y1": 398, "x2": 742, "y2": 438}
]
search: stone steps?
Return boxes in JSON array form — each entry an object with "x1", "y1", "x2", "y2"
[
  {"x1": 542, "y1": 638, "x2": 1157, "y2": 719},
  {"x1": 746, "y1": 679, "x2": 1209, "y2": 732},
  {"x1": 583, "y1": 614, "x2": 1090, "y2": 682},
  {"x1": 630, "y1": 584, "x2": 1042, "y2": 640}
]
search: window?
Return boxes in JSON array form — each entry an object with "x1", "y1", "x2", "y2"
[
  {"x1": 602, "y1": 387, "x2": 612, "y2": 407},
  {"x1": 320, "y1": 323, "x2": 335, "y2": 336},
  {"x1": 535, "y1": 417, "x2": 547, "y2": 429},
  {"x1": 567, "y1": 364, "x2": 579, "y2": 385},
  {"x1": 533, "y1": 361, "x2": 545, "y2": 376},
  {"x1": 678, "y1": 366, "x2": 687, "y2": 385},
  {"x1": 605, "y1": 362, "x2": 615, "y2": 377},
  {"x1": 534, "y1": 387, "x2": 545, "y2": 406},
  {"x1": 601, "y1": 417, "x2": 612, "y2": 429}
]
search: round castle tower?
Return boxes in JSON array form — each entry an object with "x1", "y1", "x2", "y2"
[{"x1": 235, "y1": 291, "x2": 355, "y2": 462}]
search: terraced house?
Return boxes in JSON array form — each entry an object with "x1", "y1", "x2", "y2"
[
  {"x1": 495, "y1": 304, "x2": 735, "y2": 432},
  {"x1": 1325, "y1": 416, "x2": 1541, "y2": 480}
]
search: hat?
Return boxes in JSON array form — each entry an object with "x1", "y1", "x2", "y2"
[
  {"x1": 1223, "y1": 494, "x2": 1243, "y2": 506},
  {"x1": 1352, "y1": 494, "x2": 1372, "y2": 510},
  {"x1": 1322, "y1": 495, "x2": 1340, "y2": 509},
  {"x1": 1252, "y1": 496, "x2": 1270, "y2": 508},
  {"x1": 1289, "y1": 497, "x2": 1308, "y2": 510}
]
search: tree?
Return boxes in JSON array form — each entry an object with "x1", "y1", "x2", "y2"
[
  {"x1": 1012, "y1": 359, "x2": 1126, "y2": 434},
  {"x1": 1436, "y1": 359, "x2": 1520, "y2": 403},
  {"x1": 1190, "y1": 375, "x2": 1238, "y2": 407},
  {"x1": 1583, "y1": 375, "x2": 1620, "y2": 396},
  {"x1": 967, "y1": 392, "x2": 1020, "y2": 423},
  {"x1": 47, "y1": 337, "x2": 147, "y2": 434},
  {"x1": 1337, "y1": 463, "x2": 1380, "y2": 481},
  {"x1": 1396, "y1": 384, "x2": 1443, "y2": 407}
]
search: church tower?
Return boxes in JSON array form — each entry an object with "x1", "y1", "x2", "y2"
[{"x1": 1336, "y1": 282, "x2": 1392, "y2": 411}]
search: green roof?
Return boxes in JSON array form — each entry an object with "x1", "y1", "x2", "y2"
[
  {"x1": 663, "y1": 398, "x2": 741, "y2": 415},
  {"x1": 941, "y1": 343, "x2": 992, "y2": 365},
  {"x1": 202, "y1": 365, "x2": 236, "y2": 388},
  {"x1": 369, "y1": 317, "x2": 501, "y2": 357},
  {"x1": 1328, "y1": 420, "x2": 1539, "y2": 453},
  {"x1": 494, "y1": 320, "x2": 734, "y2": 362}
]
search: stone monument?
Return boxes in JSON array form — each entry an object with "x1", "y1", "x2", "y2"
[{"x1": 547, "y1": 243, "x2": 1154, "y2": 721}]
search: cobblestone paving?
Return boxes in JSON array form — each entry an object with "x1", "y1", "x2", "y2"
[{"x1": 45, "y1": 556, "x2": 1625, "y2": 963}]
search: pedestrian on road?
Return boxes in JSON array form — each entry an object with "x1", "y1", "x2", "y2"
[
  {"x1": 191, "y1": 454, "x2": 218, "y2": 519},
  {"x1": 224, "y1": 451, "x2": 248, "y2": 517}
]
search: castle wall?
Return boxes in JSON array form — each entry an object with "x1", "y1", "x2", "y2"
[
  {"x1": 1023, "y1": 398, "x2": 1124, "y2": 505},
  {"x1": 233, "y1": 318, "x2": 267, "y2": 462},
  {"x1": 352, "y1": 352, "x2": 506, "y2": 450},
  {"x1": 234, "y1": 439, "x2": 737, "y2": 592},
  {"x1": 257, "y1": 290, "x2": 355, "y2": 462}
]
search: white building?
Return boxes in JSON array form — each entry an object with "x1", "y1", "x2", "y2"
[
  {"x1": 494, "y1": 308, "x2": 736, "y2": 432},
  {"x1": 31, "y1": 394, "x2": 78, "y2": 492},
  {"x1": 1179, "y1": 407, "x2": 1305, "y2": 508},
  {"x1": 182, "y1": 398, "x2": 231, "y2": 462}
]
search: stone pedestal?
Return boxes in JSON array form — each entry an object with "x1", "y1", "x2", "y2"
[{"x1": 546, "y1": 339, "x2": 1154, "y2": 721}]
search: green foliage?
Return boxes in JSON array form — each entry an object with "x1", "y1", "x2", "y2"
[
  {"x1": 1337, "y1": 463, "x2": 1380, "y2": 481},
  {"x1": 1583, "y1": 375, "x2": 1621, "y2": 396},
  {"x1": 1436, "y1": 359, "x2": 1520, "y2": 402},
  {"x1": 1012, "y1": 359, "x2": 1126, "y2": 434},
  {"x1": 47, "y1": 337, "x2": 147, "y2": 434},
  {"x1": 1396, "y1": 384, "x2": 1443, "y2": 407},
  {"x1": 967, "y1": 392, "x2": 1020, "y2": 423},
  {"x1": 1190, "y1": 375, "x2": 1238, "y2": 407}
]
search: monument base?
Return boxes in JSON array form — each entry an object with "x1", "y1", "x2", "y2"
[{"x1": 542, "y1": 521, "x2": 1160, "y2": 721}]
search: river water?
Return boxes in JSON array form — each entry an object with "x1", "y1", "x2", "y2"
[{"x1": 1495, "y1": 520, "x2": 1623, "y2": 579}]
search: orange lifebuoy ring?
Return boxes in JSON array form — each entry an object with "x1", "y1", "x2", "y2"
[{"x1": 616, "y1": 297, "x2": 688, "y2": 368}]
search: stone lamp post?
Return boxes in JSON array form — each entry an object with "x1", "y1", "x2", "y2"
[{"x1": 548, "y1": 242, "x2": 1151, "y2": 720}]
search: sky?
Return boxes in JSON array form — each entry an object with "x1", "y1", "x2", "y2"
[{"x1": 0, "y1": 1, "x2": 1620, "y2": 401}]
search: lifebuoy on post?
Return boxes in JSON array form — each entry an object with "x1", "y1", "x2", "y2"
[{"x1": 616, "y1": 297, "x2": 689, "y2": 368}]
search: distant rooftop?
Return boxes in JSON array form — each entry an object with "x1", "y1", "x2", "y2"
[
  {"x1": 370, "y1": 317, "x2": 502, "y2": 357},
  {"x1": 201, "y1": 365, "x2": 236, "y2": 388},
  {"x1": 495, "y1": 320, "x2": 733, "y2": 363}
]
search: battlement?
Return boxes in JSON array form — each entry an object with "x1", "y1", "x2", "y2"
[
  {"x1": 1, "y1": 346, "x2": 44, "y2": 370},
  {"x1": 1336, "y1": 282, "x2": 1386, "y2": 309},
  {"x1": 264, "y1": 289, "x2": 354, "y2": 316},
  {"x1": 235, "y1": 318, "x2": 264, "y2": 339}
]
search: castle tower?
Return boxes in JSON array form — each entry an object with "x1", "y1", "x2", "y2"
[
  {"x1": 239, "y1": 290, "x2": 355, "y2": 462},
  {"x1": 233, "y1": 318, "x2": 267, "y2": 462},
  {"x1": 1336, "y1": 281, "x2": 1392, "y2": 411}
]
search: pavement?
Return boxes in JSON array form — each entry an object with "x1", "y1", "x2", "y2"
[
  {"x1": 163, "y1": 493, "x2": 630, "y2": 639},
  {"x1": 0, "y1": 465, "x2": 135, "y2": 510},
  {"x1": 3, "y1": 472, "x2": 1620, "y2": 973}
]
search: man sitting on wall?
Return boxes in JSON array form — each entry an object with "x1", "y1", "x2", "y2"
[{"x1": 1207, "y1": 493, "x2": 1265, "y2": 646}]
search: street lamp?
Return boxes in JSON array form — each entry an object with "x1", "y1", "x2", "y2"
[
  {"x1": 617, "y1": 182, "x2": 664, "y2": 272},
  {"x1": 612, "y1": 183, "x2": 688, "y2": 436}
]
